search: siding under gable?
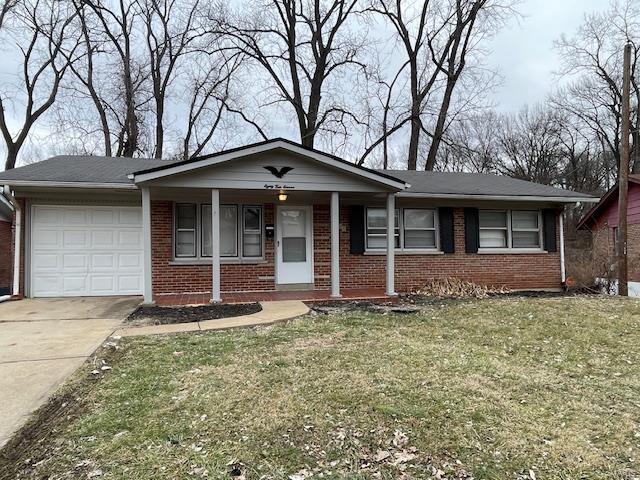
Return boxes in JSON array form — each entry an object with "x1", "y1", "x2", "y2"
[{"x1": 144, "y1": 151, "x2": 391, "y2": 193}]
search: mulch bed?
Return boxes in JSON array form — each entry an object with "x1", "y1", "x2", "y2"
[{"x1": 126, "y1": 303, "x2": 262, "y2": 326}]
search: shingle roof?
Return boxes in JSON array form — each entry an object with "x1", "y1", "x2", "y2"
[
  {"x1": 0, "y1": 155, "x2": 175, "y2": 184},
  {"x1": 381, "y1": 170, "x2": 595, "y2": 200},
  {"x1": 0, "y1": 150, "x2": 597, "y2": 202}
]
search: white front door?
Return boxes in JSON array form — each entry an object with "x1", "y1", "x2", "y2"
[{"x1": 276, "y1": 205, "x2": 313, "y2": 285}]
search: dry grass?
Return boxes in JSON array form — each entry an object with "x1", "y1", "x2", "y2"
[{"x1": 5, "y1": 295, "x2": 640, "y2": 479}]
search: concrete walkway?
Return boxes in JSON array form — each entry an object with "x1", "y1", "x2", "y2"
[
  {"x1": 116, "y1": 300, "x2": 310, "y2": 337},
  {"x1": 0, "y1": 297, "x2": 141, "y2": 448}
]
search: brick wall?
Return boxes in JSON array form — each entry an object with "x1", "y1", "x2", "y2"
[
  {"x1": 0, "y1": 219, "x2": 12, "y2": 293},
  {"x1": 590, "y1": 223, "x2": 640, "y2": 282},
  {"x1": 152, "y1": 201, "x2": 562, "y2": 295}
]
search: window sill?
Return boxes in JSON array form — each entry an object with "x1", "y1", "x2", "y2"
[
  {"x1": 364, "y1": 250, "x2": 444, "y2": 256},
  {"x1": 477, "y1": 248, "x2": 546, "y2": 255},
  {"x1": 170, "y1": 258, "x2": 268, "y2": 266}
]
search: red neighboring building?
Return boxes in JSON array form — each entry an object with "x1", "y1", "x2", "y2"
[
  {"x1": 0, "y1": 195, "x2": 13, "y2": 295},
  {"x1": 578, "y1": 175, "x2": 640, "y2": 283}
]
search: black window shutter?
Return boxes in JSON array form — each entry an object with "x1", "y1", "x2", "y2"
[
  {"x1": 439, "y1": 207, "x2": 455, "y2": 253},
  {"x1": 464, "y1": 208, "x2": 479, "y2": 253},
  {"x1": 349, "y1": 205, "x2": 365, "y2": 254},
  {"x1": 543, "y1": 209, "x2": 557, "y2": 252}
]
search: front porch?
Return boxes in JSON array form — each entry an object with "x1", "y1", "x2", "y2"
[{"x1": 153, "y1": 287, "x2": 393, "y2": 306}]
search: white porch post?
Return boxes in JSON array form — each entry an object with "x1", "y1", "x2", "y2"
[
  {"x1": 141, "y1": 186, "x2": 153, "y2": 304},
  {"x1": 330, "y1": 191, "x2": 341, "y2": 298},
  {"x1": 386, "y1": 192, "x2": 396, "y2": 296},
  {"x1": 211, "y1": 188, "x2": 221, "y2": 303}
]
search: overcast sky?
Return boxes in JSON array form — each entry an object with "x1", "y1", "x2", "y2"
[{"x1": 487, "y1": 0, "x2": 606, "y2": 111}]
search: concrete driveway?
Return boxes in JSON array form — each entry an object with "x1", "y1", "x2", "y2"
[{"x1": 0, "y1": 297, "x2": 141, "y2": 447}]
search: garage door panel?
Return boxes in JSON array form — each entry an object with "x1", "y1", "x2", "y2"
[
  {"x1": 91, "y1": 209, "x2": 116, "y2": 225},
  {"x1": 33, "y1": 230, "x2": 61, "y2": 248},
  {"x1": 118, "y1": 253, "x2": 142, "y2": 269},
  {"x1": 34, "y1": 207, "x2": 62, "y2": 224},
  {"x1": 118, "y1": 230, "x2": 142, "y2": 247},
  {"x1": 32, "y1": 253, "x2": 60, "y2": 270},
  {"x1": 117, "y1": 275, "x2": 142, "y2": 293},
  {"x1": 63, "y1": 209, "x2": 88, "y2": 225},
  {"x1": 62, "y1": 253, "x2": 87, "y2": 269},
  {"x1": 32, "y1": 275, "x2": 62, "y2": 296},
  {"x1": 31, "y1": 205, "x2": 143, "y2": 297},
  {"x1": 119, "y1": 209, "x2": 141, "y2": 224},
  {"x1": 63, "y1": 230, "x2": 88, "y2": 248},
  {"x1": 91, "y1": 230, "x2": 115, "y2": 247}
]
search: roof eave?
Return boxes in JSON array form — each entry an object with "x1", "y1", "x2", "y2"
[
  {"x1": 1, "y1": 180, "x2": 138, "y2": 190},
  {"x1": 397, "y1": 192, "x2": 599, "y2": 203}
]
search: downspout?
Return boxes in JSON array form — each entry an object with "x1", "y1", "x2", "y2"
[
  {"x1": 3, "y1": 186, "x2": 21, "y2": 297},
  {"x1": 559, "y1": 208, "x2": 566, "y2": 286}
]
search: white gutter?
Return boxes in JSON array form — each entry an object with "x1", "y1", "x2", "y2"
[
  {"x1": 3, "y1": 186, "x2": 20, "y2": 296},
  {"x1": 397, "y1": 192, "x2": 600, "y2": 203},
  {"x1": 0, "y1": 180, "x2": 137, "y2": 189},
  {"x1": 559, "y1": 210, "x2": 566, "y2": 285}
]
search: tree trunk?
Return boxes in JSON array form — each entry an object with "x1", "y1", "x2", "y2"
[
  {"x1": 425, "y1": 79, "x2": 456, "y2": 170},
  {"x1": 155, "y1": 99, "x2": 164, "y2": 159},
  {"x1": 4, "y1": 147, "x2": 17, "y2": 171},
  {"x1": 407, "y1": 104, "x2": 421, "y2": 170}
]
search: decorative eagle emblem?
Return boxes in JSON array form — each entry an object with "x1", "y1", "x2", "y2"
[{"x1": 264, "y1": 166, "x2": 294, "y2": 178}]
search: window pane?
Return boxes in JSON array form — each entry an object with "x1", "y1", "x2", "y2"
[
  {"x1": 404, "y1": 209, "x2": 435, "y2": 229},
  {"x1": 177, "y1": 204, "x2": 196, "y2": 229},
  {"x1": 243, "y1": 233, "x2": 261, "y2": 257},
  {"x1": 176, "y1": 231, "x2": 195, "y2": 256},
  {"x1": 367, "y1": 208, "x2": 399, "y2": 228},
  {"x1": 479, "y1": 229, "x2": 507, "y2": 248},
  {"x1": 404, "y1": 230, "x2": 436, "y2": 248},
  {"x1": 367, "y1": 235, "x2": 386, "y2": 249},
  {"x1": 512, "y1": 211, "x2": 538, "y2": 229},
  {"x1": 281, "y1": 209, "x2": 306, "y2": 237},
  {"x1": 283, "y1": 237, "x2": 306, "y2": 262},
  {"x1": 512, "y1": 231, "x2": 540, "y2": 248},
  {"x1": 244, "y1": 207, "x2": 261, "y2": 231},
  {"x1": 479, "y1": 210, "x2": 507, "y2": 228},
  {"x1": 202, "y1": 205, "x2": 237, "y2": 257}
]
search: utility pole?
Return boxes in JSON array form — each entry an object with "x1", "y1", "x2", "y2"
[{"x1": 618, "y1": 42, "x2": 632, "y2": 296}]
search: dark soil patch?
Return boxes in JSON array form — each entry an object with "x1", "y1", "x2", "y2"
[{"x1": 126, "y1": 302, "x2": 262, "y2": 326}]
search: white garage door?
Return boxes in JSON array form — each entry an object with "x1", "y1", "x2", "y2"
[{"x1": 31, "y1": 205, "x2": 144, "y2": 297}]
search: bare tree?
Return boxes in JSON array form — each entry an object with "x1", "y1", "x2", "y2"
[
  {"x1": 369, "y1": 0, "x2": 514, "y2": 170},
  {"x1": 140, "y1": 0, "x2": 203, "y2": 158},
  {"x1": 0, "y1": 0, "x2": 80, "y2": 170},
  {"x1": 216, "y1": 0, "x2": 368, "y2": 148},
  {"x1": 80, "y1": 0, "x2": 147, "y2": 157},
  {"x1": 553, "y1": 0, "x2": 640, "y2": 173}
]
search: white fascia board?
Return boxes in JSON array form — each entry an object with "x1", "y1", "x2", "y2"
[
  {"x1": 0, "y1": 180, "x2": 138, "y2": 190},
  {"x1": 397, "y1": 192, "x2": 600, "y2": 203},
  {"x1": 132, "y1": 140, "x2": 409, "y2": 190}
]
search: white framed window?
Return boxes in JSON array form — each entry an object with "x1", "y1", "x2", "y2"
[
  {"x1": 403, "y1": 209, "x2": 437, "y2": 249},
  {"x1": 175, "y1": 203, "x2": 197, "y2": 257},
  {"x1": 365, "y1": 207, "x2": 438, "y2": 251},
  {"x1": 201, "y1": 205, "x2": 238, "y2": 257},
  {"x1": 479, "y1": 209, "x2": 542, "y2": 250},
  {"x1": 174, "y1": 203, "x2": 262, "y2": 261},
  {"x1": 242, "y1": 206, "x2": 262, "y2": 257},
  {"x1": 366, "y1": 207, "x2": 400, "y2": 249}
]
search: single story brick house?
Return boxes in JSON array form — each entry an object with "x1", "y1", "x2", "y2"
[
  {"x1": 0, "y1": 139, "x2": 596, "y2": 304},
  {"x1": 0, "y1": 195, "x2": 12, "y2": 296},
  {"x1": 577, "y1": 175, "x2": 640, "y2": 294}
]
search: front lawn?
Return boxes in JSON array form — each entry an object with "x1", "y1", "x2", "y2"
[{"x1": 4, "y1": 296, "x2": 640, "y2": 479}]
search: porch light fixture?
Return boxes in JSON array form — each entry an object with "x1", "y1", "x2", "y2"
[{"x1": 278, "y1": 190, "x2": 288, "y2": 202}]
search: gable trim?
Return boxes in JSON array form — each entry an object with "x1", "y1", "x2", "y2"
[{"x1": 131, "y1": 138, "x2": 408, "y2": 190}]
